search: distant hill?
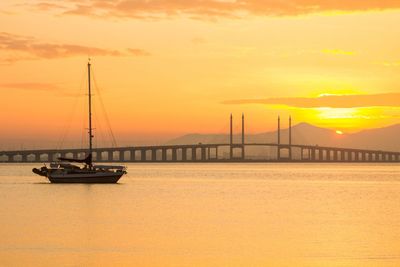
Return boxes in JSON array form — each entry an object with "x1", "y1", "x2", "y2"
[
  {"x1": 340, "y1": 124, "x2": 400, "y2": 151},
  {"x1": 166, "y1": 123, "x2": 400, "y2": 152}
]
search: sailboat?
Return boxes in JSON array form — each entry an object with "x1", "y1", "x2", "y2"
[{"x1": 32, "y1": 60, "x2": 127, "y2": 183}]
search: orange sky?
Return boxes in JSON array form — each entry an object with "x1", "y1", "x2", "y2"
[{"x1": 1, "y1": 1, "x2": 400, "y2": 149}]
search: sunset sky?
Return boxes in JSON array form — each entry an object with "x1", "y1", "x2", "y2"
[{"x1": 1, "y1": 0, "x2": 400, "y2": 149}]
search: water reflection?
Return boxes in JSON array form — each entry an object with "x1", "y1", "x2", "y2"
[{"x1": 0, "y1": 163, "x2": 399, "y2": 266}]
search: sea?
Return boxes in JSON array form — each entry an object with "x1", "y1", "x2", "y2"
[{"x1": 0, "y1": 163, "x2": 399, "y2": 267}]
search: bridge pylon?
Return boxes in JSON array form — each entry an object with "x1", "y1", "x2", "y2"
[{"x1": 229, "y1": 113, "x2": 245, "y2": 160}]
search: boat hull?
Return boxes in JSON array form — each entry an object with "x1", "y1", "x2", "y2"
[{"x1": 48, "y1": 172, "x2": 124, "y2": 184}]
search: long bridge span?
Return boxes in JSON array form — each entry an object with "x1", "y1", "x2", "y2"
[
  {"x1": 1, "y1": 115, "x2": 399, "y2": 163},
  {"x1": 1, "y1": 143, "x2": 399, "y2": 163}
]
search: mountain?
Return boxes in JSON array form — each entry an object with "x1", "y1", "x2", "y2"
[
  {"x1": 165, "y1": 123, "x2": 400, "y2": 152},
  {"x1": 340, "y1": 124, "x2": 400, "y2": 151}
]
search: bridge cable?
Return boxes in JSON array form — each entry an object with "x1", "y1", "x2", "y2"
[
  {"x1": 56, "y1": 66, "x2": 87, "y2": 150},
  {"x1": 91, "y1": 67, "x2": 118, "y2": 148}
]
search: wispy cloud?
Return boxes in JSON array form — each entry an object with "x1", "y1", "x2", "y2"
[
  {"x1": 382, "y1": 61, "x2": 400, "y2": 67},
  {"x1": 0, "y1": 82, "x2": 86, "y2": 98},
  {"x1": 191, "y1": 37, "x2": 207, "y2": 45},
  {"x1": 0, "y1": 32, "x2": 150, "y2": 63},
  {"x1": 223, "y1": 93, "x2": 400, "y2": 108},
  {"x1": 0, "y1": 82, "x2": 60, "y2": 91},
  {"x1": 27, "y1": 0, "x2": 400, "y2": 20},
  {"x1": 322, "y1": 49, "x2": 355, "y2": 56},
  {"x1": 127, "y1": 48, "x2": 151, "y2": 56}
]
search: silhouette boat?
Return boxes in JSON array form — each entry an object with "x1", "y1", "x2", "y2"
[{"x1": 32, "y1": 61, "x2": 126, "y2": 183}]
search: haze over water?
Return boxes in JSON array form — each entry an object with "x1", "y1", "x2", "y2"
[{"x1": 1, "y1": 163, "x2": 400, "y2": 266}]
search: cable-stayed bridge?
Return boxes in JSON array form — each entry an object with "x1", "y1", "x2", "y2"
[{"x1": 1, "y1": 115, "x2": 399, "y2": 163}]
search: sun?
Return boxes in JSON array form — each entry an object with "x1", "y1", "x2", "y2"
[{"x1": 336, "y1": 130, "x2": 343, "y2": 135}]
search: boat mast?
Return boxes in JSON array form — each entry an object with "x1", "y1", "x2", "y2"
[{"x1": 87, "y1": 59, "x2": 93, "y2": 166}]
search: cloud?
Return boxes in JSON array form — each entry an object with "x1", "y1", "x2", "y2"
[
  {"x1": 222, "y1": 93, "x2": 400, "y2": 108},
  {"x1": 127, "y1": 48, "x2": 151, "y2": 56},
  {"x1": 382, "y1": 61, "x2": 400, "y2": 67},
  {"x1": 33, "y1": 2, "x2": 66, "y2": 11},
  {"x1": 0, "y1": 82, "x2": 60, "y2": 91},
  {"x1": 322, "y1": 49, "x2": 355, "y2": 56},
  {"x1": 0, "y1": 32, "x2": 150, "y2": 62},
  {"x1": 191, "y1": 37, "x2": 207, "y2": 45},
  {"x1": 28, "y1": 0, "x2": 400, "y2": 20}
]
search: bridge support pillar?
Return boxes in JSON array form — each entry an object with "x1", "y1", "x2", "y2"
[
  {"x1": 277, "y1": 146, "x2": 281, "y2": 161},
  {"x1": 212, "y1": 147, "x2": 218, "y2": 160},
  {"x1": 201, "y1": 147, "x2": 206, "y2": 161},
  {"x1": 192, "y1": 147, "x2": 196, "y2": 161},
  {"x1": 105, "y1": 152, "x2": 111, "y2": 162},
  {"x1": 105, "y1": 151, "x2": 110, "y2": 162},
  {"x1": 128, "y1": 150, "x2": 134, "y2": 161},
  {"x1": 339, "y1": 150, "x2": 343, "y2": 161},
  {"x1": 106, "y1": 151, "x2": 113, "y2": 162},
  {"x1": 182, "y1": 148, "x2": 187, "y2": 161},
  {"x1": 162, "y1": 149, "x2": 167, "y2": 161},
  {"x1": 152, "y1": 149, "x2": 157, "y2": 161},
  {"x1": 311, "y1": 148, "x2": 315, "y2": 161},
  {"x1": 172, "y1": 149, "x2": 177, "y2": 161},
  {"x1": 326, "y1": 150, "x2": 331, "y2": 161},
  {"x1": 140, "y1": 149, "x2": 146, "y2": 161}
]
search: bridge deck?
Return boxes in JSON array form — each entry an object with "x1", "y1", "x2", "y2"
[{"x1": 1, "y1": 143, "x2": 399, "y2": 163}]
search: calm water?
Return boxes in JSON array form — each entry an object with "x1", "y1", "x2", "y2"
[{"x1": 1, "y1": 163, "x2": 400, "y2": 267}]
